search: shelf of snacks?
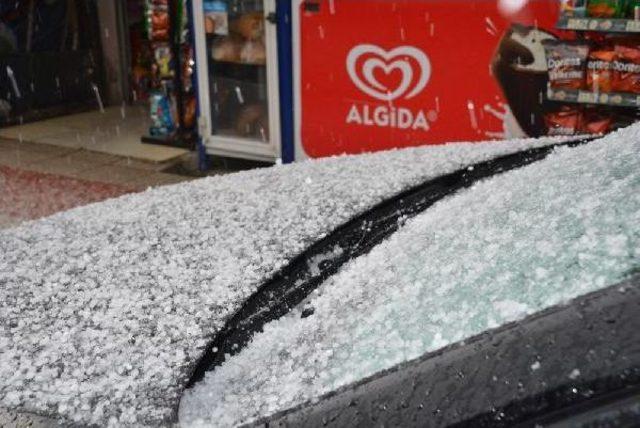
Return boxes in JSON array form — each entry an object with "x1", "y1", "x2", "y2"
[
  {"x1": 207, "y1": 17, "x2": 267, "y2": 66},
  {"x1": 540, "y1": 1, "x2": 640, "y2": 136},
  {"x1": 559, "y1": 0, "x2": 640, "y2": 28},
  {"x1": 544, "y1": 103, "x2": 628, "y2": 136},
  {"x1": 547, "y1": 86, "x2": 640, "y2": 106},
  {"x1": 142, "y1": 0, "x2": 197, "y2": 147},
  {"x1": 212, "y1": 58, "x2": 266, "y2": 67},
  {"x1": 543, "y1": 38, "x2": 640, "y2": 104},
  {"x1": 556, "y1": 16, "x2": 640, "y2": 32},
  {"x1": 209, "y1": 61, "x2": 266, "y2": 85},
  {"x1": 210, "y1": 36, "x2": 267, "y2": 66}
]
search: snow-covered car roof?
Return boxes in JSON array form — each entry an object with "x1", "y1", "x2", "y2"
[{"x1": 0, "y1": 135, "x2": 571, "y2": 426}]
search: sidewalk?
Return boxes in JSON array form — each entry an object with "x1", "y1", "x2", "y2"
[
  {"x1": 0, "y1": 105, "x2": 188, "y2": 163},
  {"x1": 0, "y1": 138, "x2": 193, "y2": 228}
]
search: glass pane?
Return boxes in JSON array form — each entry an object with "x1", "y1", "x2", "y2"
[
  {"x1": 203, "y1": 0, "x2": 269, "y2": 143},
  {"x1": 180, "y1": 126, "x2": 640, "y2": 426}
]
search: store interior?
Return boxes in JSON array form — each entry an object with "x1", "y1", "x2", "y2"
[
  {"x1": 0, "y1": 0, "x2": 196, "y2": 165},
  {"x1": 204, "y1": 0, "x2": 270, "y2": 142}
]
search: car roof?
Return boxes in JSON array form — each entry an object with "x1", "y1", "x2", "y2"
[{"x1": 0, "y1": 134, "x2": 583, "y2": 426}]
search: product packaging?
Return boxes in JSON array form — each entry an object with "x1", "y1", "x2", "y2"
[
  {"x1": 149, "y1": 91, "x2": 175, "y2": 136},
  {"x1": 586, "y1": 48, "x2": 616, "y2": 92},
  {"x1": 183, "y1": 96, "x2": 196, "y2": 128},
  {"x1": 230, "y1": 13, "x2": 265, "y2": 40},
  {"x1": 545, "y1": 106, "x2": 582, "y2": 135},
  {"x1": 240, "y1": 40, "x2": 266, "y2": 65},
  {"x1": 580, "y1": 108, "x2": 612, "y2": 134},
  {"x1": 543, "y1": 40, "x2": 590, "y2": 89},
  {"x1": 151, "y1": 10, "x2": 170, "y2": 41},
  {"x1": 154, "y1": 45, "x2": 173, "y2": 78},
  {"x1": 612, "y1": 44, "x2": 640, "y2": 93},
  {"x1": 212, "y1": 36, "x2": 243, "y2": 62},
  {"x1": 203, "y1": 0, "x2": 229, "y2": 35}
]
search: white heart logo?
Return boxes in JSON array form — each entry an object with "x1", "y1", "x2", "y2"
[{"x1": 346, "y1": 44, "x2": 431, "y2": 102}]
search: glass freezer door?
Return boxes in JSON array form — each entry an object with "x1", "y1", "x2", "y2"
[{"x1": 193, "y1": 0, "x2": 281, "y2": 162}]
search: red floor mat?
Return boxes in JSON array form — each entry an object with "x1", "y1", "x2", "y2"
[{"x1": 0, "y1": 165, "x2": 135, "y2": 224}]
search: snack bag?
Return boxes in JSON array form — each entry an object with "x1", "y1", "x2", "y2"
[
  {"x1": 154, "y1": 45, "x2": 173, "y2": 78},
  {"x1": 240, "y1": 40, "x2": 266, "y2": 65},
  {"x1": 586, "y1": 48, "x2": 616, "y2": 92},
  {"x1": 579, "y1": 108, "x2": 612, "y2": 134},
  {"x1": 230, "y1": 13, "x2": 264, "y2": 40},
  {"x1": 543, "y1": 40, "x2": 590, "y2": 89},
  {"x1": 183, "y1": 96, "x2": 197, "y2": 128},
  {"x1": 151, "y1": 10, "x2": 170, "y2": 41},
  {"x1": 545, "y1": 106, "x2": 582, "y2": 136},
  {"x1": 612, "y1": 44, "x2": 640, "y2": 93},
  {"x1": 149, "y1": 92, "x2": 175, "y2": 136},
  {"x1": 587, "y1": 0, "x2": 625, "y2": 17},
  {"x1": 212, "y1": 36, "x2": 243, "y2": 62}
]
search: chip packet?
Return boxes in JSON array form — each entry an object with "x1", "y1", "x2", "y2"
[
  {"x1": 612, "y1": 44, "x2": 640, "y2": 93},
  {"x1": 586, "y1": 48, "x2": 616, "y2": 92},
  {"x1": 545, "y1": 106, "x2": 582, "y2": 135},
  {"x1": 579, "y1": 108, "x2": 612, "y2": 134},
  {"x1": 543, "y1": 40, "x2": 590, "y2": 89}
]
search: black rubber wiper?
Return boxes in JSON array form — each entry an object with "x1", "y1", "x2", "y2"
[{"x1": 185, "y1": 137, "x2": 595, "y2": 389}]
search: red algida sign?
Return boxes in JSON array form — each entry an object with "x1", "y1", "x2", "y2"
[{"x1": 298, "y1": 0, "x2": 559, "y2": 158}]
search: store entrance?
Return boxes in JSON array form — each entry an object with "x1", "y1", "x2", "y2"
[{"x1": 0, "y1": 0, "x2": 193, "y2": 164}]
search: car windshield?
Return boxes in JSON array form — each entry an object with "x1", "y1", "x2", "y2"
[{"x1": 179, "y1": 126, "x2": 640, "y2": 427}]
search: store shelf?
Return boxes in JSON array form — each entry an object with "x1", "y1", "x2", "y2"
[
  {"x1": 547, "y1": 87, "x2": 640, "y2": 107},
  {"x1": 556, "y1": 15, "x2": 640, "y2": 32},
  {"x1": 212, "y1": 58, "x2": 266, "y2": 67},
  {"x1": 210, "y1": 61, "x2": 267, "y2": 82},
  {"x1": 225, "y1": 0, "x2": 264, "y2": 15},
  {"x1": 141, "y1": 132, "x2": 196, "y2": 150},
  {"x1": 214, "y1": 128, "x2": 269, "y2": 142}
]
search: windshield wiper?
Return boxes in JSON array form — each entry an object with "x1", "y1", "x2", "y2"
[{"x1": 185, "y1": 136, "x2": 595, "y2": 389}]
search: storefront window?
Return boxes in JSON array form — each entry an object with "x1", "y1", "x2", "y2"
[{"x1": 203, "y1": 0, "x2": 269, "y2": 143}]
